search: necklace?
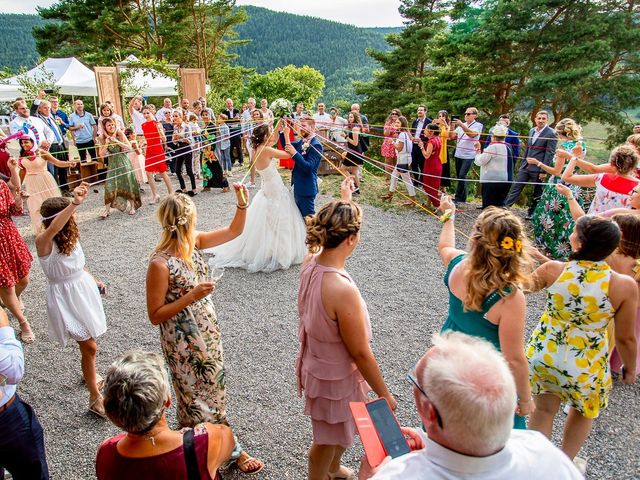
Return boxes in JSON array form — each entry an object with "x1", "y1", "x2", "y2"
[{"x1": 126, "y1": 427, "x2": 167, "y2": 446}]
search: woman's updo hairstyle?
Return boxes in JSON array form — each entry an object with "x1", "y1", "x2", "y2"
[
  {"x1": 305, "y1": 200, "x2": 362, "y2": 254},
  {"x1": 554, "y1": 118, "x2": 582, "y2": 141},
  {"x1": 609, "y1": 145, "x2": 639, "y2": 175},
  {"x1": 40, "y1": 196, "x2": 79, "y2": 255},
  {"x1": 570, "y1": 216, "x2": 620, "y2": 262},
  {"x1": 250, "y1": 124, "x2": 270, "y2": 149}
]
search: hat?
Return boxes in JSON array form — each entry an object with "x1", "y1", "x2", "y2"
[
  {"x1": 18, "y1": 133, "x2": 32, "y2": 141},
  {"x1": 492, "y1": 124, "x2": 508, "y2": 137}
]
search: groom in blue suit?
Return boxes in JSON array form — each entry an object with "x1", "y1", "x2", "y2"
[{"x1": 283, "y1": 117, "x2": 323, "y2": 218}]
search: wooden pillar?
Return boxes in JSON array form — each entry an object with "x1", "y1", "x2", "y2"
[
  {"x1": 94, "y1": 67, "x2": 123, "y2": 117},
  {"x1": 178, "y1": 68, "x2": 206, "y2": 103}
]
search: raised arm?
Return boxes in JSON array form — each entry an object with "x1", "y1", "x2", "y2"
[
  {"x1": 561, "y1": 157, "x2": 597, "y2": 187},
  {"x1": 575, "y1": 157, "x2": 615, "y2": 174},
  {"x1": 555, "y1": 184, "x2": 586, "y2": 219},
  {"x1": 40, "y1": 149, "x2": 72, "y2": 168},
  {"x1": 438, "y1": 195, "x2": 465, "y2": 266},
  {"x1": 195, "y1": 183, "x2": 248, "y2": 249}
]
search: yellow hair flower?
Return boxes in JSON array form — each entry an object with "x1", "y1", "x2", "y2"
[
  {"x1": 515, "y1": 239, "x2": 523, "y2": 253},
  {"x1": 500, "y1": 236, "x2": 514, "y2": 250}
]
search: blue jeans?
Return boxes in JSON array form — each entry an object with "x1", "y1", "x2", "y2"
[
  {"x1": 220, "y1": 148, "x2": 232, "y2": 172},
  {"x1": 0, "y1": 395, "x2": 49, "y2": 480},
  {"x1": 454, "y1": 156, "x2": 475, "y2": 203}
]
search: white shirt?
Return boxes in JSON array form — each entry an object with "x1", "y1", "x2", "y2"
[
  {"x1": 475, "y1": 142, "x2": 509, "y2": 182},
  {"x1": 313, "y1": 112, "x2": 332, "y2": 131},
  {"x1": 372, "y1": 430, "x2": 583, "y2": 480},
  {"x1": 9, "y1": 115, "x2": 54, "y2": 147},
  {"x1": 414, "y1": 118, "x2": 426, "y2": 139},
  {"x1": 131, "y1": 108, "x2": 145, "y2": 135},
  {"x1": 454, "y1": 120, "x2": 483, "y2": 160},
  {"x1": 395, "y1": 131, "x2": 413, "y2": 164},
  {"x1": 330, "y1": 116, "x2": 348, "y2": 143},
  {"x1": 0, "y1": 326, "x2": 24, "y2": 409},
  {"x1": 155, "y1": 107, "x2": 173, "y2": 122},
  {"x1": 531, "y1": 126, "x2": 546, "y2": 144}
]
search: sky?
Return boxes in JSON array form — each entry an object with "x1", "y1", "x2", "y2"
[{"x1": 0, "y1": 0, "x2": 405, "y2": 27}]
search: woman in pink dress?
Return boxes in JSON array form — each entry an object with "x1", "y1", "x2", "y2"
[
  {"x1": 381, "y1": 109, "x2": 401, "y2": 182},
  {"x1": 296, "y1": 178, "x2": 396, "y2": 480},
  {"x1": 141, "y1": 106, "x2": 173, "y2": 203}
]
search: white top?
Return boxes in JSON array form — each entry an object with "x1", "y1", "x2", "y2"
[
  {"x1": 372, "y1": 430, "x2": 583, "y2": 480},
  {"x1": 395, "y1": 131, "x2": 413, "y2": 164},
  {"x1": 454, "y1": 121, "x2": 483, "y2": 159},
  {"x1": 474, "y1": 142, "x2": 509, "y2": 182},
  {"x1": 0, "y1": 326, "x2": 23, "y2": 408},
  {"x1": 313, "y1": 112, "x2": 332, "y2": 131},
  {"x1": 414, "y1": 118, "x2": 426, "y2": 139},
  {"x1": 131, "y1": 108, "x2": 145, "y2": 134},
  {"x1": 330, "y1": 116, "x2": 348, "y2": 143},
  {"x1": 10, "y1": 115, "x2": 54, "y2": 147},
  {"x1": 155, "y1": 107, "x2": 173, "y2": 121}
]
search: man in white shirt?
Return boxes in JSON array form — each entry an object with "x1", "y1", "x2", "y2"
[
  {"x1": 450, "y1": 107, "x2": 483, "y2": 203},
  {"x1": 329, "y1": 107, "x2": 348, "y2": 144},
  {"x1": 359, "y1": 332, "x2": 583, "y2": 480},
  {"x1": 292, "y1": 102, "x2": 305, "y2": 120},
  {"x1": 155, "y1": 97, "x2": 174, "y2": 121},
  {"x1": 9, "y1": 99, "x2": 53, "y2": 150},
  {"x1": 313, "y1": 103, "x2": 332, "y2": 137},
  {"x1": 36, "y1": 100, "x2": 70, "y2": 192}
]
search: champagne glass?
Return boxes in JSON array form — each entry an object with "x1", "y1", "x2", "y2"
[{"x1": 208, "y1": 259, "x2": 225, "y2": 283}]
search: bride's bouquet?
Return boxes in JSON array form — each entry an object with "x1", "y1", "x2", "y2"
[{"x1": 270, "y1": 98, "x2": 293, "y2": 118}]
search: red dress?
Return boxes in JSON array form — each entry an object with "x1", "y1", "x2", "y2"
[
  {"x1": 278, "y1": 129, "x2": 295, "y2": 170},
  {"x1": 423, "y1": 136, "x2": 443, "y2": 207},
  {"x1": 0, "y1": 181, "x2": 32, "y2": 288},
  {"x1": 142, "y1": 121, "x2": 167, "y2": 173}
]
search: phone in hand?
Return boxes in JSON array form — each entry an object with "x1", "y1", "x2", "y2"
[{"x1": 451, "y1": 115, "x2": 460, "y2": 122}]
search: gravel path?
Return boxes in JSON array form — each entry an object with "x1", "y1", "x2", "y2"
[{"x1": 9, "y1": 174, "x2": 639, "y2": 479}]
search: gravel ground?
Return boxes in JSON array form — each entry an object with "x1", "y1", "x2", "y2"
[{"x1": 8, "y1": 173, "x2": 640, "y2": 479}]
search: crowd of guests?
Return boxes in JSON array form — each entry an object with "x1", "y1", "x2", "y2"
[{"x1": 0, "y1": 92, "x2": 639, "y2": 480}]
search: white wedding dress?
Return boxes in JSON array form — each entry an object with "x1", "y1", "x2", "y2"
[{"x1": 208, "y1": 160, "x2": 307, "y2": 273}]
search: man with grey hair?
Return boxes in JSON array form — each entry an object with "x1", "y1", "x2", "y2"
[
  {"x1": 360, "y1": 332, "x2": 582, "y2": 479},
  {"x1": 36, "y1": 99, "x2": 70, "y2": 193}
]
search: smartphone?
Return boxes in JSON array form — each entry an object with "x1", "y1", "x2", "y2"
[
  {"x1": 451, "y1": 115, "x2": 460, "y2": 122},
  {"x1": 43, "y1": 88, "x2": 54, "y2": 94},
  {"x1": 366, "y1": 398, "x2": 411, "y2": 458}
]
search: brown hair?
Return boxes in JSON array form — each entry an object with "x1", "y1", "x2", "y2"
[
  {"x1": 612, "y1": 214, "x2": 640, "y2": 267},
  {"x1": 609, "y1": 145, "x2": 639, "y2": 175},
  {"x1": 465, "y1": 207, "x2": 531, "y2": 311},
  {"x1": 396, "y1": 115, "x2": 409, "y2": 132},
  {"x1": 305, "y1": 200, "x2": 362, "y2": 254},
  {"x1": 554, "y1": 118, "x2": 582, "y2": 141},
  {"x1": 570, "y1": 216, "x2": 620, "y2": 262},
  {"x1": 40, "y1": 197, "x2": 80, "y2": 255},
  {"x1": 626, "y1": 134, "x2": 640, "y2": 151}
]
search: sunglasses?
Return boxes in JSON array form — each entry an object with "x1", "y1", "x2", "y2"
[
  {"x1": 391, "y1": 112, "x2": 399, "y2": 116},
  {"x1": 464, "y1": 112, "x2": 475, "y2": 116},
  {"x1": 407, "y1": 369, "x2": 443, "y2": 429}
]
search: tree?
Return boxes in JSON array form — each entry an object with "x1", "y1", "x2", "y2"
[
  {"x1": 356, "y1": 0, "x2": 453, "y2": 124},
  {"x1": 246, "y1": 65, "x2": 325, "y2": 109}
]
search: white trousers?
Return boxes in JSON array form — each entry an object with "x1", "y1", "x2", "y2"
[{"x1": 390, "y1": 164, "x2": 415, "y2": 196}]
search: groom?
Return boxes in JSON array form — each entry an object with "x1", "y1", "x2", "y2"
[{"x1": 283, "y1": 117, "x2": 323, "y2": 218}]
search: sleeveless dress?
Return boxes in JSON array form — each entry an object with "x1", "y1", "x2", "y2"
[
  {"x1": 142, "y1": 120, "x2": 167, "y2": 173},
  {"x1": 38, "y1": 243, "x2": 107, "y2": 346},
  {"x1": 207, "y1": 160, "x2": 306, "y2": 273},
  {"x1": 532, "y1": 140, "x2": 586, "y2": 259},
  {"x1": 0, "y1": 181, "x2": 32, "y2": 288},
  {"x1": 527, "y1": 260, "x2": 615, "y2": 418},
  {"x1": 104, "y1": 144, "x2": 142, "y2": 211},
  {"x1": 200, "y1": 124, "x2": 228, "y2": 190},
  {"x1": 343, "y1": 131, "x2": 363, "y2": 167},
  {"x1": 21, "y1": 154, "x2": 60, "y2": 234},
  {"x1": 126, "y1": 139, "x2": 148, "y2": 184},
  {"x1": 296, "y1": 258, "x2": 372, "y2": 447},
  {"x1": 587, "y1": 173, "x2": 638, "y2": 214},
  {"x1": 96, "y1": 424, "x2": 220, "y2": 480},
  {"x1": 381, "y1": 121, "x2": 397, "y2": 159},
  {"x1": 441, "y1": 254, "x2": 526, "y2": 429}
]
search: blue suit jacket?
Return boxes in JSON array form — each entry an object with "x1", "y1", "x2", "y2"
[{"x1": 281, "y1": 133, "x2": 322, "y2": 197}]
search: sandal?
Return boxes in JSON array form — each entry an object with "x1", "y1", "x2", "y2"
[
  {"x1": 89, "y1": 395, "x2": 107, "y2": 419},
  {"x1": 329, "y1": 466, "x2": 357, "y2": 480},
  {"x1": 236, "y1": 453, "x2": 264, "y2": 475},
  {"x1": 99, "y1": 207, "x2": 111, "y2": 219},
  {"x1": 82, "y1": 374, "x2": 104, "y2": 391},
  {"x1": 19, "y1": 323, "x2": 35, "y2": 344}
]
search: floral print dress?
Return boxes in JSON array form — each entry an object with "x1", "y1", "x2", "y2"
[
  {"x1": 531, "y1": 140, "x2": 586, "y2": 260},
  {"x1": 154, "y1": 249, "x2": 228, "y2": 428},
  {"x1": 527, "y1": 260, "x2": 614, "y2": 418}
]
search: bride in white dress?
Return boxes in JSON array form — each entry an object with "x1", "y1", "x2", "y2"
[{"x1": 207, "y1": 123, "x2": 307, "y2": 273}]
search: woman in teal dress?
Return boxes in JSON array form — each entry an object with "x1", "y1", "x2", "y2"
[
  {"x1": 98, "y1": 118, "x2": 141, "y2": 218},
  {"x1": 438, "y1": 195, "x2": 534, "y2": 429},
  {"x1": 531, "y1": 118, "x2": 586, "y2": 259}
]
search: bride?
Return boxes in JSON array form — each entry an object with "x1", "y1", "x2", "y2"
[{"x1": 207, "y1": 122, "x2": 307, "y2": 272}]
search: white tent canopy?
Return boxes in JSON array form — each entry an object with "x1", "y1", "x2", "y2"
[{"x1": 0, "y1": 56, "x2": 182, "y2": 101}]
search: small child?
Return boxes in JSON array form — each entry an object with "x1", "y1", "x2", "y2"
[
  {"x1": 125, "y1": 127, "x2": 147, "y2": 189},
  {"x1": 36, "y1": 182, "x2": 107, "y2": 418},
  {"x1": 217, "y1": 114, "x2": 232, "y2": 176},
  {"x1": 200, "y1": 110, "x2": 229, "y2": 193},
  {"x1": 188, "y1": 113, "x2": 202, "y2": 179}
]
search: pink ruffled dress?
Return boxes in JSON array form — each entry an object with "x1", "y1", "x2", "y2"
[{"x1": 296, "y1": 258, "x2": 371, "y2": 448}]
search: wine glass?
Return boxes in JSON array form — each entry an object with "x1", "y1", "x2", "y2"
[{"x1": 208, "y1": 259, "x2": 225, "y2": 284}]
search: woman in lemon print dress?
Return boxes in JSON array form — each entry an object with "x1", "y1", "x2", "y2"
[{"x1": 526, "y1": 215, "x2": 637, "y2": 462}]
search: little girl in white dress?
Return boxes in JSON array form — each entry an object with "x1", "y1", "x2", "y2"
[{"x1": 35, "y1": 182, "x2": 108, "y2": 418}]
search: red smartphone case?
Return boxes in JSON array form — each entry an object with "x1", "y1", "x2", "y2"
[{"x1": 349, "y1": 401, "x2": 388, "y2": 468}]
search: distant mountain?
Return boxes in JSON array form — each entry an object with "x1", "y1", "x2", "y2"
[{"x1": 0, "y1": 8, "x2": 401, "y2": 103}]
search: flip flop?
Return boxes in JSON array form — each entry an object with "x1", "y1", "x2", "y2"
[
  {"x1": 19, "y1": 328, "x2": 35, "y2": 344},
  {"x1": 89, "y1": 395, "x2": 107, "y2": 419},
  {"x1": 328, "y1": 466, "x2": 357, "y2": 480},
  {"x1": 236, "y1": 455, "x2": 264, "y2": 475}
]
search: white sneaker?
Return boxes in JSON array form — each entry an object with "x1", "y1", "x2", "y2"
[{"x1": 246, "y1": 182, "x2": 256, "y2": 189}]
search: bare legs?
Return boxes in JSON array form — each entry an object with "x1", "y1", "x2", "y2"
[
  {"x1": 78, "y1": 338, "x2": 104, "y2": 416},
  {"x1": 146, "y1": 171, "x2": 173, "y2": 203},
  {"x1": 308, "y1": 443, "x2": 348, "y2": 480},
  {"x1": 528, "y1": 393, "x2": 593, "y2": 460},
  {"x1": 0, "y1": 276, "x2": 33, "y2": 342}
]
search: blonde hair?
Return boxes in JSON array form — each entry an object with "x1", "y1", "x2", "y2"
[
  {"x1": 464, "y1": 207, "x2": 531, "y2": 310},
  {"x1": 554, "y1": 118, "x2": 582, "y2": 141},
  {"x1": 154, "y1": 194, "x2": 197, "y2": 269},
  {"x1": 305, "y1": 200, "x2": 362, "y2": 254},
  {"x1": 626, "y1": 134, "x2": 640, "y2": 151}
]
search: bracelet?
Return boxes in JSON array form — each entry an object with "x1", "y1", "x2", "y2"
[
  {"x1": 72, "y1": 201, "x2": 81, "y2": 206},
  {"x1": 439, "y1": 209, "x2": 454, "y2": 223},
  {"x1": 537, "y1": 161, "x2": 542, "y2": 168},
  {"x1": 236, "y1": 203, "x2": 248, "y2": 210},
  {"x1": 567, "y1": 196, "x2": 575, "y2": 201}
]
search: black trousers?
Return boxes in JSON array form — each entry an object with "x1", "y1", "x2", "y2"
[
  {"x1": 229, "y1": 133, "x2": 243, "y2": 166},
  {"x1": 0, "y1": 395, "x2": 49, "y2": 480},
  {"x1": 504, "y1": 167, "x2": 544, "y2": 214},
  {"x1": 76, "y1": 139, "x2": 98, "y2": 163},
  {"x1": 410, "y1": 150, "x2": 424, "y2": 186},
  {"x1": 481, "y1": 182, "x2": 511, "y2": 209},
  {"x1": 175, "y1": 146, "x2": 196, "y2": 191},
  {"x1": 49, "y1": 143, "x2": 69, "y2": 192}
]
